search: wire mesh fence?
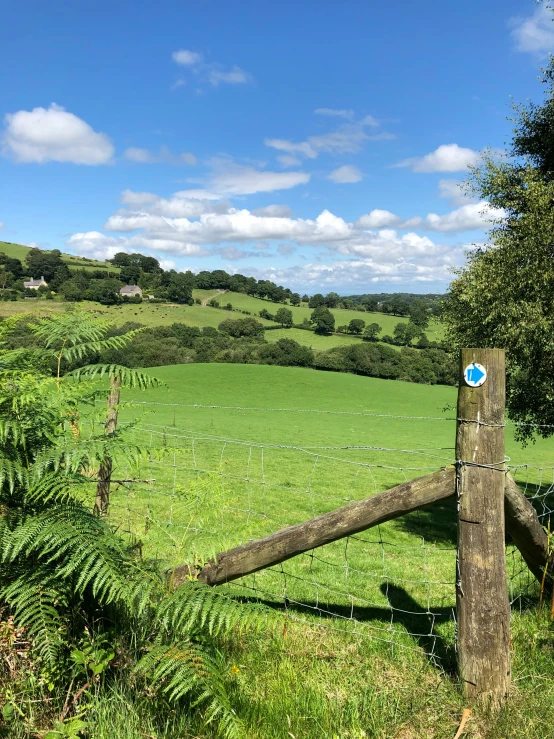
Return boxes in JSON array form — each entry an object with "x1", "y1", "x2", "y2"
[{"x1": 96, "y1": 402, "x2": 554, "y2": 668}]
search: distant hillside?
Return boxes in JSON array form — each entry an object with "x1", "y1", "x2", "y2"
[
  {"x1": 0, "y1": 241, "x2": 119, "y2": 274},
  {"x1": 345, "y1": 292, "x2": 444, "y2": 304}
]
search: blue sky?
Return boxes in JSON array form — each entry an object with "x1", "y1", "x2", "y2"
[{"x1": 1, "y1": 0, "x2": 552, "y2": 293}]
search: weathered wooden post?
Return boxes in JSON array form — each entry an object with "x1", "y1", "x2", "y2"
[
  {"x1": 94, "y1": 373, "x2": 121, "y2": 516},
  {"x1": 456, "y1": 348, "x2": 510, "y2": 707}
]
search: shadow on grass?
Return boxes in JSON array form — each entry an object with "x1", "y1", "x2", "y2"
[
  {"x1": 397, "y1": 497, "x2": 458, "y2": 546},
  {"x1": 236, "y1": 583, "x2": 457, "y2": 673}
]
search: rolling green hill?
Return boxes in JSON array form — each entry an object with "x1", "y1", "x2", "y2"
[
  {"x1": 0, "y1": 240, "x2": 120, "y2": 273},
  {"x1": 192, "y1": 289, "x2": 445, "y2": 341}
]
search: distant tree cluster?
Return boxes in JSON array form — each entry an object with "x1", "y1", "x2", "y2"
[{"x1": 6, "y1": 314, "x2": 454, "y2": 387}]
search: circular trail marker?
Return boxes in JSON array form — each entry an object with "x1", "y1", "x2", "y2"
[{"x1": 463, "y1": 362, "x2": 487, "y2": 388}]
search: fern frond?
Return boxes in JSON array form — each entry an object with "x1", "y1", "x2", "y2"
[
  {"x1": 1, "y1": 568, "x2": 67, "y2": 667},
  {"x1": 134, "y1": 641, "x2": 243, "y2": 739},
  {"x1": 0, "y1": 501, "x2": 130, "y2": 603},
  {"x1": 158, "y1": 581, "x2": 273, "y2": 639},
  {"x1": 67, "y1": 364, "x2": 162, "y2": 389}
]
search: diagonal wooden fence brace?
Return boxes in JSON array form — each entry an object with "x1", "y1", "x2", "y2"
[
  {"x1": 171, "y1": 470, "x2": 552, "y2": 591},
  {"x1": 505, "y1": 473, "x2": 554, "y2": 585},
  {"x1": 172, "y1": 467, "x2": 456, "y2": 587}
]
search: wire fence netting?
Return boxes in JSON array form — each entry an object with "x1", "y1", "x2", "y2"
[{"x1": 96, "y1": 404, "x2": 554, "y2": 667}]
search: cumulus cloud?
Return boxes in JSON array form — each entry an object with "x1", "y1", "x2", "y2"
[
  {"x1": 510, "y1": 3, "x2": 554, "y2": 54},
  {"x1": 2, "y1": 103, "x2": 114, "y2": 165},
  {"x1": 356, "y1": 209, "x2": 404, "y2": 229},
  {"x1": 124, "y1": 146, "x2": 197, "y2": 165},
  {"x1": 67, "y1": 230, "x2": 208, "y2": 261},
  {"x1": 171, "y1": 48, "x2": 252, "y2": 88},
  {"x1": 328, "y1": 164, "x2": 363, "y2": 183},
  {"x1": 68, "y1": 183, "x2": 501, "y2": 286},
  {"x1": 424, "y1": 202, "x2": 504, "y2": 232},
  {"x1": 252, "y1": 204, "x2": 295, "y2": 218},
  {"x1": 396, "y1": 143, "x2": 481, "y2": 172}
]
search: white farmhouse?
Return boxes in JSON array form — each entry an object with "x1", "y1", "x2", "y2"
[{"x1": 23, "y1": 276, "x2": 48, "y2": 290}]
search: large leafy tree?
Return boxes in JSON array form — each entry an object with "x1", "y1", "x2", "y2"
[
  {"x1": 311, "y1": 305, "x2": 335, "y2": 334},
  {"x1": 442, "y1": 34, "x2": 554, "y2": 441}
]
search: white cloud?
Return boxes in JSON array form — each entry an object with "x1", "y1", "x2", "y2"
[
  {"x1": 171, "y1": 49, "x2": 251, "y2": 88},
  {"x1": 314, "y1": 108, "x2": 355, "y2": 119},
  {"x1": 2, "y1": 103, "x2": 114, "y2": 165},
  {"x1": 173, "y1": 189, "x2": 222, "y2": 200},
  {"x1": 264, "y1": 138, "x2": 318, "y2": 159},
  {"x1": 424, "y1": 202, "x2": 504, "y2": 232},
  {"x1": 265, "y1": 113, "x2": 392, "y2": 161},
  {"x1": 172, "y1": 49, "x2": 203, "y2": 66},
  {"x1": 396, "y1": 143, "x2": 481, "y2": 172},
  {"x1": 252, "y1": 204, "x2": 295, "y2": 218},
  {"x1": 277, "y1": 154, "x2": 302, "y2": 168},
  {"x1": 510, "y1": 4, "x2": 554, "y2": 54},
  {"x1": 328, "y1": 164, "x2": 363, "y2": 183},
  {"x1": 356, "y1": 202, "x2": 503, "y2": 233},
  {"x1": 124, "y1": 146, "x2": 197, "y2": 165},
  {"x1": 207, "y1": 158, "x2": 310, "y2": 195},
  {"x1": 356, "y1": 209, "x2": 403, "y2": 228},
  {"x1": 438, "y1": 178, "x2": 477, "y2": 206},
  {"x1": 209, "y1": 66, "x2": 250, "y2": 86},
  {"x1": 306, "y1": 125, "x2": 370, "y2": 154},
  {"x1": 71, "y1": 184, "x2": 500, "y2": 287},
  {"x1": 67, "y1": 230, "x2": 208, "y2": 260}
]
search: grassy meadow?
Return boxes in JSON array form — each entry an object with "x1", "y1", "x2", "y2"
[
  {"x1": 86, "y1": 363, "x2": 554, "y2": 738},
  {"x1": 0, "y1": 240, "x2": 120, "y2": 273},
  {"x1": 196, "y1": 288, "x2": 445, "y2": 342},
  {"x1": 0, "y1": 292, "x2": 441, "y2": 353}
]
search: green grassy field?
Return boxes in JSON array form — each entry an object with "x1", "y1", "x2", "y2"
[
  {"x1": 0, "y1": 240, "x2": 120, "y2": 273},
  {"x1": 195, "y1": 289, "x2": 445, "y2": 341},
  {"x1": 0, "y1": 300, "x2": 399, "y2": 349},
  {"x1": 264, "y1": 327, "x2": 366, "y2": 349},
  {"x1": 91, "y1": 363, "x2": 554, "y2": 738}
]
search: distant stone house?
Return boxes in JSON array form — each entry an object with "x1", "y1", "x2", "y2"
[
  {"x1": 23, "y1": 276, "x2": 48, "y2": 290},
  {"x1": 119, "y1": 284, "x2": 143, "y2": 298}
]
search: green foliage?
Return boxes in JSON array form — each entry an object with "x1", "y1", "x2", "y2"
[
  {"x1": 218, "y1": 317, "x2": 265, "y2": 339},
  {"x1": 364, "y1": 322, "x2": 382, "y2": 341},
  {"x1": 0, "y1": 310, "x2": 271, "y2": 737},
  {"x1": 311, "y1": 305, "x2": 335, "y2": 335},
  {"x1": 347, "y1": 318, "x2": 365, "y2": 334},
  {"x1": 442, "y1": 50, "x2": 554, "y2": 440},
  {"x1": 274, "y1": 307, "x2": 293, "y2": 328}
]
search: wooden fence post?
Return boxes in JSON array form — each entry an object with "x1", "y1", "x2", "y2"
[
  {"x1": 94, "y1": 373, "x2": 121, "y2": 516},
  {"x1": 456, "y1": 348, "x2": 510, "y2": 707}
]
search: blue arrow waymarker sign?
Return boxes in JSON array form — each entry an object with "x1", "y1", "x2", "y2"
[{"x1": 464, "y1": 362, "x2": 487, "y2": 388}]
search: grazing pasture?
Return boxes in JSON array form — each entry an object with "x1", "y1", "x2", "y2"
[
  {"x1": 0, "y1": 240, "x2": 120, "y2": 273},
  {"x1": 93, "y1": 363, "x2": 554, "y2": 738},
  {"x1": 194, "y1": 288, "x2": 445, "y2": 342}
]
